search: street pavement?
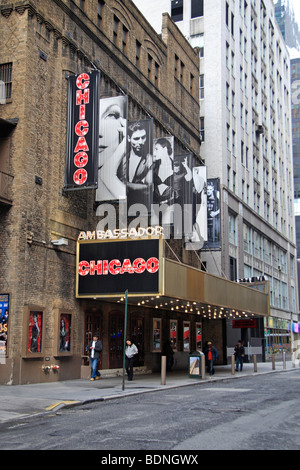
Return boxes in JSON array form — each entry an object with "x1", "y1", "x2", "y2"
[{"x1": 0, "y1": 360, "x2": 297, "y2": 423}]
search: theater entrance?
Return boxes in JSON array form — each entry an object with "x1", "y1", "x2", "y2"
[
  {"x1": 109, "y1": 311, "x2": 144, "y2": 369},
  {"x1": 83, "y1": 311, "x2": 102, "y2": 369}
]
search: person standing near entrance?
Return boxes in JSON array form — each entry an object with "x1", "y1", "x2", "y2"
[
  {"x1": 88, "y1": 333, "x2": 102, "y2": 381},
  {"x1": 234, "y1": 340, "x2": 245, "y2": 372},
  {"x1": 125, "y1": 339, "x2": 138, "y2": 381},
  {"x1": 204, "y1": 341, "x2": 219, "y2": 375}
]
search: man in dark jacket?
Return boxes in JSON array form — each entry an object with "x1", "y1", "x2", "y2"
[
  {"x1": 234, "y1": 340, "x2": 245, "y2": 371},
  {"x1": 203, "y1": 341, "x2": 219, "y2": 375},
  {"x1": 88, "y1": 333, "x2": 102, "y2": 381}
]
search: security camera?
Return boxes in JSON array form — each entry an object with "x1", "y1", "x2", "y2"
[{"x1": 50, "y1": 238, "x2": 68, "y2": 246}]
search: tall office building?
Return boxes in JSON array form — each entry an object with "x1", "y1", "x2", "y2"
[
  {"x1": 133, "y1": 0, "x2": 299, "y2": 357},
  {"x1": 274, "y1": 0, "x2": 300, "y2": 328},
  {"x1": 274, "y1": 0, "x2": 300, "y2": 51}
]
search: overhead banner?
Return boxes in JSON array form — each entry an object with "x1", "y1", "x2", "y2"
[
  {"x1": 185, "y1": 165, "x2": 207, "y2": 249},
  {"x1": 127, "y1": 119, "x2": 153, "y2": 212},
  {"x1": 64, "y1": 70, "x2": 100, "y2": 190},
  {"x1": 96, "y1": 95, "x2": 128, "y2": 201},
  {"x1": 76, "y1": 237, "x2": 163, "y2": 298},
  {"x1": 202, "y1": 177, "x2": 221, "y2": 250}
]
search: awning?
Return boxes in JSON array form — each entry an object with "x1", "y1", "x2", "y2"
[{"x1": 76, "y1": 237, "x2": 270, "y2": 319}]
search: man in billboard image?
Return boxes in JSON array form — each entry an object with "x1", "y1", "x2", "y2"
[
  {"x1": 126, "y1": 120, "x2": 153, "y2": 213},
  {"x1": 96, "y1": 96, "x2": 128, "y2": 201}
]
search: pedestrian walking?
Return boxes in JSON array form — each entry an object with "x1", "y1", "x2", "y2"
[
  {"x1": 234, "y1": 340, "x2": 245, "y2": 371},
  {"x1": 162, "y1": 339, "x2": 174, "y2": 371},
  {"x1": 125, "y1": 339, "x2": 138, "y2": 381},
  {"x1": 203, "y1": 341, "x2": 219, "y2": 375},
  {"x1": 88, "y1": 333, "x2": 102, "y2": 381}
]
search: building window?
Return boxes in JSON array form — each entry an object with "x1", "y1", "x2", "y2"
[
  {"x1": 97, "y1": 0, "x2": 104, "y2": 28},
  {"x1": 136, "y1": 40, "x2": 141, "y2": 68},
  {"x1": 122, "y1": 25, "x2": 128, "y2": 54},
  {"x1": 200, "y1": 116, "x2": 205, "y2": 142},
  {"x1": 190, "y1": 73, "x2": 194, "y2": 94},
  {"x1": 171, "y1": 0, "x2": 183, "y2": 22},
  {"x1": 0, "y1": 63, "x2": 12, "y2": 101},
  {"x1": 191, "y1": 0, "x2": 203, "y2": 18},
  {"x1": 174, "y1": 54, "x2": 179, "y2": 78},
  {"x1": 229, "y1": 257, "x2": 237, "y2": 281},
  {"x1": 226, "y1": 2, "x2": 229, "y2": 26},
  {"x1": 80, "y1": 0, "x2": 85, "y2": 11},
  {"x1": 199, "y1": 74, "x2": 204, "y2": 99},
  {"x1": 180, "y1": 60, "x2": 184, "y2": 83},
  {"x1": 231, "y1": 12, "x2": 235, "y2": 36},
  {"x1": 148, "y1": 54, "x2": 153, "y2": 81},
  {"x1": 113, "y1": 15, "x2": 119, "y2": 45},
  {"x1": 154, "y1": 62, "x2": 159, "y2": 87}
]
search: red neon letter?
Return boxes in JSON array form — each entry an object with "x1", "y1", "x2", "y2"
[
  {"x1": 74, "y1": 152, "x2": 88, "y2": 168},
  {"x1": 75, "y1": 120, "x2": 89, "y2": 137},
  {"x1": 109, "y1": 259, "x2": 121, "y2": 275},
  {"x1": 78, "y1": 261, "x2": 90, "y2": 276},
  {"x1": 76, "y1": 88, "x2": 90, "y2": 105},
  {"x1": 89, "y1": 261, "x2": 102, "y2": 275},
  {"x1": 76, "y1": 73, "x2": 90, "y2": 90},
  {"x1": 74, "y1": 168, "x2": 88, "y2": 185},
  {"x1": 74, "y1": 136, "x2": 89, "y2": 153},
  {"x1": 132, "y1": 258, "x2": 146, "y2": 274},
  {"x1": 120, "y1": 259, "x2": 135, "y2": 274},
  {"x1": 146, "y1": 258, "x2": 159, "y2": 273}
]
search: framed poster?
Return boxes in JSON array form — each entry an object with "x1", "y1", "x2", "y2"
[
  {"x1": 55, "y1": 311, "x2": 73, "y2": 356},
  {"x1": 24, "y1": 308, "x2": 44, "y2": 357},
  {"x1": 0, "y1": 294, "x2": 9, "y2": 358}
]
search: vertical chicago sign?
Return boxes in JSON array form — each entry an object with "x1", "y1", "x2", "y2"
[{"x1": 64, "y1": 71, "x2": 100, "y2": 190}]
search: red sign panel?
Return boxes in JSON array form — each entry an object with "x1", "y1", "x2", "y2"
[{"x1": 232, "y1": 319, "x2": 257, "y2": 329}]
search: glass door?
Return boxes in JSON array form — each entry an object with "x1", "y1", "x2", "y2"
[{"x1": 84, "y1": 312, "x2": 102, "y2": 368}]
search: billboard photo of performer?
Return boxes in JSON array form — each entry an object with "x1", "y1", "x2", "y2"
[
  {"x1": 126, "y1": 120, "x2": 153, "y2": 212},
  {"x1": 206, "y1": 178, "x2": 221, "y2": 248},
  {"x1": 152, "y1": 136, "x2": 174, "y2": 226},
  {"x1": 96, "y1": 95, "x2": 128, "y2": 202},
  {"x1": 173, "y1": 153, "x2": 193, "y2": 237}
]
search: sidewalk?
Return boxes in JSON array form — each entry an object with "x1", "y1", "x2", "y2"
[{"x1": 0, "y1": 360, "x2": 297, "y2": 423}]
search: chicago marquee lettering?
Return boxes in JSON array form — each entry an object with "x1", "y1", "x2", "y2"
[
  {"x1": 78, "y1": 257, "x2": 159, "y2": 276},
  {"x1": 73, "y1": 73, "x2": 90, "y2": 185}
]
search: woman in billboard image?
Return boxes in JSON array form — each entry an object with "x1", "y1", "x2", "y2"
[
  {"x1": 152, "y1": 137, "x2": 174, "y2": 225},
  {"x1": 96, "y1": 96, "x2": 128, "y2": 201}
]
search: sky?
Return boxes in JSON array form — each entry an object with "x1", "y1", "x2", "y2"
[{"x1": 291, "y1": 0, "x2": 300, "y2": 25}]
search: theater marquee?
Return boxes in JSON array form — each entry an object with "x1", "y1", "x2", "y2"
[{"x1": 76, "y1": 237, "x2": 164, "y2": 298}]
